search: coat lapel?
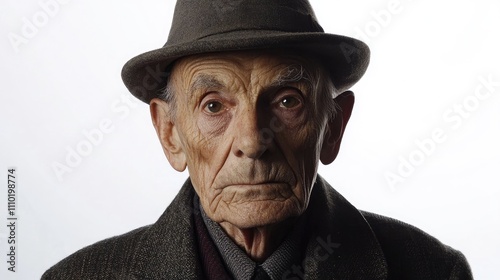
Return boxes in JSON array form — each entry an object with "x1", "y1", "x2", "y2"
[
  {"x1": 126, "y1": 176, "x2": 387, "y2": 279},
  {"x1": 130, "y1": 179, "x2": 204, "y2": 280},
  {"x1": 303, "y1": 176, "x2": 388, "y2": 280}
]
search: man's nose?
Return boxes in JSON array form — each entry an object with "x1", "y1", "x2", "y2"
[{"x1": 231, "y1": 109, "x2": 272, "y2": 159}]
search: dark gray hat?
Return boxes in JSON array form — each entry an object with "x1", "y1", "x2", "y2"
[{"x1": 121, "y1": 0, "x2": 370, "y2": 104}]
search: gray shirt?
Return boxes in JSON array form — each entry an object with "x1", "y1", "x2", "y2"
[{"x1": 200, "y1": 203, "x2": 305, "y2": 280}]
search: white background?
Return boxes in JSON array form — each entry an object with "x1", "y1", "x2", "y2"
[{"x1": 1, "y1": 0, "x2": 499, "y2": 279}]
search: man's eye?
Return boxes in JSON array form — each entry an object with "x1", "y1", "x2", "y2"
[
  {"x1": 279, "y1": 96, "x2": 302, "y2": 109},
  {"x1": 205, "y1": 101, "x2": 224, "y2": 113}
]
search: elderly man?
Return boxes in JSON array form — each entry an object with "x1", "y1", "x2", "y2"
[{"x1": 43, "y1": 0, "x2": 473, "y2": 279}]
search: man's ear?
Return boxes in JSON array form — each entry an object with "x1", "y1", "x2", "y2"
[
  {"x1": 320, "y1": 91, "x2": 355, "y2": 165},
  {"x1": 150, "y1": 98, "x2": 187, "y2": 172}
]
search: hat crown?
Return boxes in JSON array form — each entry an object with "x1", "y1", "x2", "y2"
[
  {"x1": 167, "y1": 0, "x2": 324, "y2": 46},
  {"x1": 122, "y1": 0, "x2": 370, "y2": 104}
]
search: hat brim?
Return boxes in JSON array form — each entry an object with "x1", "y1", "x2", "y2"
[{"x1": 121, "y1": 31, "x2": 370, "y2": 103}]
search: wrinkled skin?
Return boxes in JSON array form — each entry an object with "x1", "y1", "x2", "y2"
[{"x1": 150, "y1": 51, "x2": 354, "y2": 261}]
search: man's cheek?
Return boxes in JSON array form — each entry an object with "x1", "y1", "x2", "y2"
[
  {"x1": 274, "y1": 107, "x2": 308, "y2": 128},
  {"x1": 276, "y1": 128, "x2": 310, "y2": 152},
  {"x1": 197, "y1": 112, "x2": 231, "y2": 138},
  {"x1": 185, "y1": 132, "x2": 214, "y2": 162}
]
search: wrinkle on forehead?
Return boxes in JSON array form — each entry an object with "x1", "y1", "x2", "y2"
[
  {"x1": 189, "y1": 74, "x2": 225, "y2": 99},
  {"x1": 173, "y1": 51, "x2": 317, "y2": 99}
]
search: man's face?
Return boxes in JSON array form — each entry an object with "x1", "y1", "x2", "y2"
[{"x1": 154, "y1": 51, "x2": 336, "y2": 228}]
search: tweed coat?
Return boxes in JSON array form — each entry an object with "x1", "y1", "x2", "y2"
[{"x1": 42, "y1": 176, "x2": 473, "y2": 279}]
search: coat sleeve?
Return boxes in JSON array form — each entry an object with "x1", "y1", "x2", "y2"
[
  {"x1": 41, "y1": 226, "x2": 148, "y2": 279},
  {"x1": 361, "y1": 211, "x2": 474, "y2": 280}
]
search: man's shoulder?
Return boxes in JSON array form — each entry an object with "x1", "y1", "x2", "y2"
[
  {"x1": 360, "y1": 210, "x2": 458, "y2": 256},
  {"x1": 42, "y1": 181, "x2": 200, "y2": 279},
  {"x1": 42, "y1": 225, "x2": 151, "y2": 279},
  {"x1": 360, "y1": 211, "x2": 473, "y2": 279}
]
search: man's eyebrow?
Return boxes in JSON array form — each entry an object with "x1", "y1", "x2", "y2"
[
  {"x1": 271, "y1": 64, "x2": 312, "y2": 88},
  {"x1": 189, "y1": 74, "x2": 224, "y2": 95}
]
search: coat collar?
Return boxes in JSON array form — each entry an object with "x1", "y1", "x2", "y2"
[
  {"x1": 302, "y1": 176, "x2": 388, "y2": 279},
  {"x1": 130, "y1": 178, "x2": 204, "y2": 279},
  {"x1": 129, "y1": 176, "x2": 388, "y2": 279}
]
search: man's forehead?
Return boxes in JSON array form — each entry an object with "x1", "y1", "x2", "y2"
[{"x1": 171, "y1": 50, "x2": 316, "y2": 88}]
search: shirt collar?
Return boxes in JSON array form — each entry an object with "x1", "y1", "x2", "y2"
[{"x1": 199, "y1": 199, "x2": 305, "y2": 280}]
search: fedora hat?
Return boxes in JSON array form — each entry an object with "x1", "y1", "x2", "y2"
[{"x1": 121, "y1": 0, "x2": 370, "y2": 104}]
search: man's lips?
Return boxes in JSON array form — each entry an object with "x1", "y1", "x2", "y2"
[{"x1": 226, "y1": 181, "x2": 289, "y2": 187}]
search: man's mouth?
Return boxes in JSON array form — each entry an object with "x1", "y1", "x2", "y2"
[{"x1": 226, "y1": 181, "x2": 291, "y2": 190}]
